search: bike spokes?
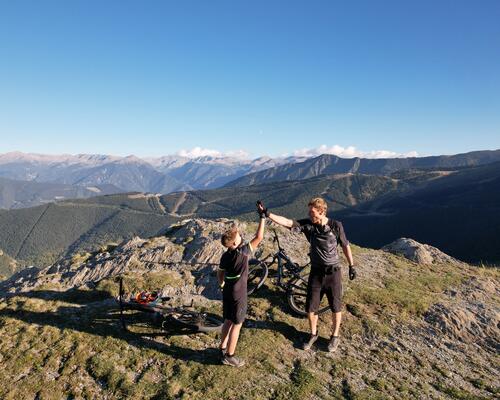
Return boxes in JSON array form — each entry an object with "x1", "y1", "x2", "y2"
[
  {"x1": 287, "y1": 273, "x2": 329, "y2": 316},
  {"x1": 247, "y1": 260, "x2": 269, "y2": 295}
]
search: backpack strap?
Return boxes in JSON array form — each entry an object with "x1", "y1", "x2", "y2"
[{"x1": 328, "y1": 219, "x2": 341, "y2": 246}]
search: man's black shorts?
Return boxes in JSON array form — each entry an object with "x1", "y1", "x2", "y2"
[
  {"x1": 305, "y1": 266, "x2": 343, "y2": 313},
  {"x1": 222, "y1": 280, "x2": 247, "y2": 324}
]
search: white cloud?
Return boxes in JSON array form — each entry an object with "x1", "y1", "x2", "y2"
[
  {"x1": 225, "y1": 149, "x2": 251, "y2": 159},
  {"x1": 176, "y1": 147, "x2": 250, "y2": 159},
  {"x1": 177, "y1": 147, "x2": 220, "y2": 158},
  {"x1": 291, "y1": 144, "x2": 418, "y2": 159},
  {"x1": 176, "y1": 145, "x2": 418, "y2": 160}
]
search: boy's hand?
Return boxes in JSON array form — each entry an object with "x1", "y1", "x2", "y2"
[{"x1": 256, "y1": 200, "x2": 270, "y2": 218}]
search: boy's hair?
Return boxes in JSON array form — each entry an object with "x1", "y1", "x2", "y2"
[
  {"x1": 221, "y1": 226, "x2": 238, "y2": 247},
  {"x1": 308, "y1": 197, "x2": 327, "y2": 214}
]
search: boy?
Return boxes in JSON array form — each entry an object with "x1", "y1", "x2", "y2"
[{"x1": 217, "y1": 214, "x2": 266, "y2": 367}]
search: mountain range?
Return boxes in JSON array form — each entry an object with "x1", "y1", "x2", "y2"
[
  {"x1": 0, "y1": 149, "x2": 499, "y2": 272},
  {"x1": 225, "y1": 149, "x2": 500, "y2": 187},
  {"x1": 0, "y1": 152, "x2": 306, "y2": 202},
  {"x1": 3, "y1": 149, "x2": 499, "y2": 210},
  {"x1": 0, "y1": 172, "x2": 413, "y2": 268}
]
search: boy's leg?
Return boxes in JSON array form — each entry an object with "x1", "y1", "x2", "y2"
[
  {"x1": 220, "y1": 319, "x2": 233, "y2": 350},
  {"x1": 226, "y1": 322, "x2": 243, "y2": 356}
]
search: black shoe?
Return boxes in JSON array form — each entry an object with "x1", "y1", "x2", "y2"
[
  {"x1": 328, "y1": 336, "x2": 340, "y2": 352},
  {"x1": 222, "y1": 354, "x2": 245, "y2": 367},
  {"x1": 302, "y1": 334, "x2": 318, "y2": 351}
]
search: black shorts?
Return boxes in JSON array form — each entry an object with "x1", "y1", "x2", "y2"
[
  {"x1": 305, "y1": 266, "x2": 343, "y2": 313},
  {"x1": 222, "y1": 280, "x2": 247, "y2": 324}
]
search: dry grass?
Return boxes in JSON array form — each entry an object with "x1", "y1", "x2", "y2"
[{"x1": 0, "y1": 254, "x2": 497, "y2": 399}]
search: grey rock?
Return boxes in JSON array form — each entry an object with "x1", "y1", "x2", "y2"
[{"x1": 382, "y1": 237, "x2": 459, "y2": 264}]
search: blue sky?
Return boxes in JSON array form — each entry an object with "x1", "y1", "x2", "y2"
[{"x1": 0, "y1": 0, "x2": 499, "y2": 159}]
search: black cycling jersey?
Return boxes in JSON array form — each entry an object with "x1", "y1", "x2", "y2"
[
  {"x1": 219, "y1": 242, "x2": 253, "y2": 324},
  {"x1": 219, "y1": 242, "x2": 253, "y2": 281},
  {"x1": 293, "y1": 218, "x2": 349, "y2": 266}
]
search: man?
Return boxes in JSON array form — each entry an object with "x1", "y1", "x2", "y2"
[
  {"x1": 217, "y1": 215, "x2": 266, "y2": 367},
  {"x1": 257, "y1": 198, "x2": 356, "y2": 352}
]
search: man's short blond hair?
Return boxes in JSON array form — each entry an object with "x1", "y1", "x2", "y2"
[
  {"x1": 308, "y1": 197, "x2": 327, "y2": 214},
  {"x1": 221, "y1": 226, "x2": 238, "y2": 247}
]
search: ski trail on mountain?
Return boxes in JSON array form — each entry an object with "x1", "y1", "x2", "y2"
[
  {"x1": 14, "y1": 204, "x2": 51, "y2": 259},
  {"x1": 170, "y1": 192, "x2": 187, "y2": 215}
]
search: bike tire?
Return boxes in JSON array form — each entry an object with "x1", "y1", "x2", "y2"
[
  {"x1": 247, "y1": 260, "x2": 269, "y2": 295},
  {"x1": 168, "y1": 311, "x2": 223, "y2": 333},
  {"x1": 287, "y1": 273, "x2": 329, "y2": 317}
]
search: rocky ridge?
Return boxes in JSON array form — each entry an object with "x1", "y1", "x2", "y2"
[{"x1": 0, "y1": 218, "x2": 498, "y2": 399}]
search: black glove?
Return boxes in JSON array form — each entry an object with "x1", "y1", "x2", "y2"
[
  {"x1": 349, "y1": 265, "x2": 357, "y2": 280},
  {"x1": 256, "y1": 200, "x2": 270, "y2": 218}
]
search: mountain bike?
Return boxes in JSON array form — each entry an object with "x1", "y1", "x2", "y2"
[
  {"x1": 118, "y1": 277, "x2": 223, "y2": 333},
  {"x1": 247, "y1": 230, "x2": 330, "y2": 316}
]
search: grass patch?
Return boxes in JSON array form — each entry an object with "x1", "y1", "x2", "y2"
[
  {"x1": 433, "y1": 382, "x2": 491, "y2": 400},
  {"x1": 96, "y1": 271, "x2": 184, "y2": 297},
  {"x1": 272, "y1": 361, "x2": 321, "y2": 400},
  {"x1": 345, "y1": 259, "x2": 463, "y2": 324},
  {"x1": 71, "y1": 251, "x2": 92, "y2": 265},
  {"x1": 467, "y1": 377, "x2": 499, "y2": 395}
]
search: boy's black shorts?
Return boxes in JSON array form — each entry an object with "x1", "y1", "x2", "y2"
[
  {"x1": 305, "y1": 266, "x2": 343, "y2": 313},
  {"x1": 222, "y1": 281, "x2": 247, "y2": 324}
]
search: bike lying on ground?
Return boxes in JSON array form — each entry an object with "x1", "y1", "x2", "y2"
[
  {"x1": 246, "y1": 229, "x2": 330, "y2": 316},
  {"x1": 118, "y1": 277, "x2": 223, "y2": 333}
]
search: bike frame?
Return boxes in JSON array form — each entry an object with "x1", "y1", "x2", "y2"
[{"x1": 269, "y1": 230, "x2": 307, "y2": 289}]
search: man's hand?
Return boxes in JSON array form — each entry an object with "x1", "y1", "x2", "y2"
[
  {"x1": 349, "y1": 265, "x2": 357, "y2": 280},
  {"x1": 256, "y1": 200, "x2": 270, "y2": 218}
]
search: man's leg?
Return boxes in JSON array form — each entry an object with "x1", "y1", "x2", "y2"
[
  {"x1": 303, "y1": 271, "x2": 322, "y2": 350},
  {"x1": 332, "y1": 311, "x2": 341, "y2": 337},
  {"x1": 308, "y1": 312, "x2": 318, "y2": 335},
  {"x1": 327, "y1": 269, "x2": 343, "y2": 352}
]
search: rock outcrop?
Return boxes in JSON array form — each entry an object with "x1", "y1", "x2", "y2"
[{"x1": 382, "y1": 237, "x2": 460, "y2": 264}]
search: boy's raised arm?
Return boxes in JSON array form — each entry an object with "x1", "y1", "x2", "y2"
[{"x1": 250, "y1": 215, "x2": 266, "y2": 250}]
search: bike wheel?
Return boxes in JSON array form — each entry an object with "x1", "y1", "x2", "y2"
[
  {"x1": 247, "y1": 259, "x2": 268, "y2": 295},
  {"x1": 168, "y1": 310, "x2": 223, "y2": 333},
  {"x1": 196, "y1": 315, "x2": 224, "y2": 333},
  {"x1": 287, "y1": 273, "x2": 329, "y2": 317}
]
